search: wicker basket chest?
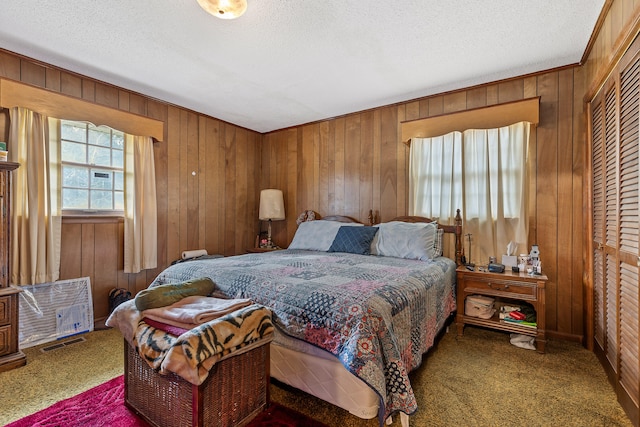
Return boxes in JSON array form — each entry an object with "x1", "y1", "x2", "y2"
[{"x1": 124, "y1": 337, "x2": 271, "y2": 427}]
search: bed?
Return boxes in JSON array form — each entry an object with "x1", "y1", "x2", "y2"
[{"x1": 142, "y1": 211, "x2": 463, "y2": 427}]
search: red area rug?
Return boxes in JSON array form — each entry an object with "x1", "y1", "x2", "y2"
[{"x1": 7, "y1": 375, "x2": 327, "y2": 427}]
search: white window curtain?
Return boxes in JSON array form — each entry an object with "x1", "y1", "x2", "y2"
[
  {"x1": 8, "y1": 107, "x2": 61, "y2": 285},
  {"x1": 123, "y1": 134, "x2": 157, "y2": 274},
  {"x1": 409, "y1": 121, "x2": 530, "y2": 264}
]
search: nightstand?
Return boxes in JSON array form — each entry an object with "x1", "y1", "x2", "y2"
[{"x1": 456, "y1": 265, "x2": 547, "y2": 353}]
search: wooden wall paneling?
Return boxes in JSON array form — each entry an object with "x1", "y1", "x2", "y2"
[
  {"x1": 379, "y1": 106, "x2": 397, "y2": 221},
  {"x1": 371, "y1": 109, "x2": 381, "y2": 221},
  {"x1": 318, "y1": 121, "x2": 330, "y2": 219},
  {"x1": 333, "y1": 117, "x2": 346, "y2": 217},
  {"x1": 203, "y1": 117, "x2": 221, "y2": 255},
  {"x1": 326, "y1": 121, "x2": 337, "y2": 218},
  {"x1": 81, "y1": 80, "x2": 95, "y2": 103},
  {"x1": 19, "y1": 60, "x2": 45, "y2": 87},
  {"x1": 572, "y1": 67, "x2": 587, "y2": 341},
  {"x1": 178, "y1": 109, "x2": 190, "y2": 255},
  {"x1": 536, "y1": 72, "x2": 560, "y2": 332},
  {"x1": 428, "y1": 96, "x2": 444, "y2": 116},
  {"x1": 93, "y1": 223, "x2": 118, "y2": 319},
  {"x1": 223, "y1": 124, "x2": 237, "y2": 256},
  {"x1": 345, "y1": 115, "x2": 361, "y2": 218},
  {"x1": 312, "y1": 123, "x2": 321, "y2": 213},
  {"x1": 118, "y1": 90, "x2": 130, "y2": 112},
  {"x1": 129, "y1": 93, "x2": 147, "y2": 116},
  {"x1": 146, "y1": 100, "x2": 168, "y2": 280},
  {"x1": 60, "y1": 72, "x2": 82, "y2": 98},
  {"x1": 247, "y1": 133, "x2": 259, "y2": 245},
  {"x1": 486, "y1": 84, "x2": 499, "y2": 105},
  {"x1": 443, "y1": 91, "x2": 467, "y2": 114},
  {"x1": 165, "y1": 106, "x2": 181, "y2": 263},
  {"x1": 360, "y1": 111, "x2": 374, "y2": 222},
  {"x1": 95, "y1": 83, "x2": 119, "y2": 109},
  {"x1": 498, "y1": 79, "x2": 524, "y2": 104},
  {"x1": 234, "y1": 128, "x2": 249, "y2": 252},
  {"x1": 418, "y1": 99, "x2": 429, "y2": 118},
  {"x1": 59, "y1": 223, "x2": 83, "y2": 280},
  {"x1": 80, "y1": 223, "x2": 95, "y2": 295},
  {"x1": 186, "y1": 111, "x2": 199, "y2": 252},
  {"x1": 44, "y1": 68, "x2": 60, "y2": 92},
  {"x1": 524, "y1": 77, "x2": 539, "y2": 247},
  {"x1": 116, "y1": 220, "x2": 128, "y2": 291},
  {"x1": 466, "y1": 86, "x2": 488, "y2": 110},
  {"x1": 285, "y1": 129, "x2": 298, "y2": 242},
  {"x1": 0, "y1": 51, "x2": 20, "y2": 80},
  {"x1": 405, "y1": 101, "x2": 420, "y2": 122},
  {"x1": 300, "y1": 124, "x2": 316, "y2": 215},
  {"x1": 557, "y1": 67, "x2": 578, "y2": 337},
  {"x1": 197, "y1": 116, "x2": 208, "y2": 252},
  {"x1": 396, "y1": 105, "x2": 407, "y2": 218}
]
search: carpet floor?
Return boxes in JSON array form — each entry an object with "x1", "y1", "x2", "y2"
[
  {"x1": 0, "y1": 324, "x2": 632, "y2": 427},
  {"x1": 5, "y1": 375, "x2": 327, "y2": 427}
]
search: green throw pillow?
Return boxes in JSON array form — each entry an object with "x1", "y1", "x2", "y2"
[{"x1": 134, "y1": 277, "x2": 216, "y2": 311}]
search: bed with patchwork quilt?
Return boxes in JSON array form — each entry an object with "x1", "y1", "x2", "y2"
[{"x1": 144, "y1": 213, "x2": 462, "y2": 427}]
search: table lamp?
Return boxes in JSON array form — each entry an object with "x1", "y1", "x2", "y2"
[{"x1": 258, "y1": 189, "x2": 285, "y2": 249}]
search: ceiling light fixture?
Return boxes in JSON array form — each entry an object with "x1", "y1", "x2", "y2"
[{"x1": 196, "y1": 0, "x2": 247, "y2": 19}]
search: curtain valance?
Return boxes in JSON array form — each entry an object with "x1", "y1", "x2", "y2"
[
  {"x1": 0, "y1": 78, "x2": 164, "y2": 141},
  {"x1": 401, "y1": 97, "x2": 539, "y2": 144}
]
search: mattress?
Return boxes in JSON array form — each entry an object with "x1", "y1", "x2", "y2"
[{"x1": 271, "y1": 328, "x2": 379, "y2": 419}]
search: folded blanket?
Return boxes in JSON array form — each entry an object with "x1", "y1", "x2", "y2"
[
  {"x1": 134, "y1": 277, "x2": 216, "y2": 311},
  {"x1": 160, "y1": 303, "x2": 274, "y2": 385},
  {"x1": 142, "y1": 296, "x2": 252, "y2": 330}
]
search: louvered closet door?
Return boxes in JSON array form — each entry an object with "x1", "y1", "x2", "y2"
[
  {"x1": 592, "y1": 95, "x2": 605, "y2": 349},
  {"x1": 618, "y1": 47, "x2": 640, "y2": 407},
  {"x1": 590, "y1": 35, "x2": 640, "y2": 424}
]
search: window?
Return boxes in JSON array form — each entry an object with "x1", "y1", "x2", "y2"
[{"x1": 60, "y1": 120, "x2": 125, "y2": 212}]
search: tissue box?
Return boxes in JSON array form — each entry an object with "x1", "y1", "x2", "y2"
[{"x1": 502, "y1": 255, "x2": 517, "y2": 267}]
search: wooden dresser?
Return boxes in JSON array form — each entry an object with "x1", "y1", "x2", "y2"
[{"x1": 0, "y1": 162, "x2": 25, "y2": 373}]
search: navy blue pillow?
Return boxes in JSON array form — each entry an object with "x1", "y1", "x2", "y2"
[{"x1": 329, "y1": 226, "x2": 379, "y2": 255}]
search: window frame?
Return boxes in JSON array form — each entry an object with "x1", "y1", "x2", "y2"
[{"x1": 58, "y1": 119, "x2": 126, "y2": 215}]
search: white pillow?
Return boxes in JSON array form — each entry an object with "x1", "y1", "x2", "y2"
[
  {"x1": 288, "y1": 220, "x2": 363, "y2": 251},
  {"x1": 375, "y1": 221, "x2": 438, "y2": 261}
]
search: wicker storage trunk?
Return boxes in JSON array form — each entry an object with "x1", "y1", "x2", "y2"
[{"x1": 124, "y1": 338, "x2": 271, "y2": 427}]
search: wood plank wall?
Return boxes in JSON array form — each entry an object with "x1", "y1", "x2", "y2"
[
  {"x1": 262, "y1": 70, "x2": 587, "y2": 341},
  {"x1": 0, "y1": 0, "x2": 635, "y2": 339},
  {"x1": 0, "y1": 50, "x2": 262, "y2": 321}
]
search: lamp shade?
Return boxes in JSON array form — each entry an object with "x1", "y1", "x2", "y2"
[
  {"x1": 259, "y1": 189, "x2": 285, "y2": 221},
  {"x1": 196, "y1": 0, "x2": 247, "y2": 19}
]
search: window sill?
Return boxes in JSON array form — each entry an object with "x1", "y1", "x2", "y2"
[{"x1": 62, "y1": 215, "x2": 124, "y2": 224}]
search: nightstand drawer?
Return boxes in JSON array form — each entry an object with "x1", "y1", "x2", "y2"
[
  {"x1": 463, "y1": 278, "x2": 536, "y2": 298},
  {"x1": 0, "y1": 296, "x2": 10, "y2": 326}
]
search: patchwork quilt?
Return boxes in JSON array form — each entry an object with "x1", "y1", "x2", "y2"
[{"x1": 150, "y1": 250, "x2": 457, "y2": 422}]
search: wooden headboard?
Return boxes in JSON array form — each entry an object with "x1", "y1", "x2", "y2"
[{"x1": 320, "y1": 209, "x2": 463, "y2": 266}]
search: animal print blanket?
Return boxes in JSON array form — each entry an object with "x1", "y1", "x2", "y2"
[
  {"x1": 127, "y1": 303, "x2": 273, "y2": 385},
  {"x1": 149, "y1": 250, "x2": 457, "y2": 423}
]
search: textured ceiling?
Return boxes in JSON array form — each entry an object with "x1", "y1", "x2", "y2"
[{"x1": 0, "y1": 1, "x2": 605, "y2": 133}]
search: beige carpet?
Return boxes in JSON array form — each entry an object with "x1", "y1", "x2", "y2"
[{"x1": 0, "y1": 325, "x2": 632, "y2": 427}]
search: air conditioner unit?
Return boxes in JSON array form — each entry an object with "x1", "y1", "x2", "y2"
[{"x1": 18, "y1": 277, "x2": 94, "y2": 349}]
